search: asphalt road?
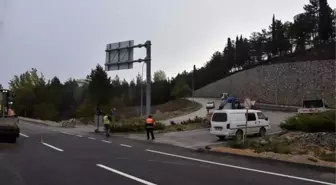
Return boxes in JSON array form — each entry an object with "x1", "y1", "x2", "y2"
[
  {"x1": 0, "y1": 121, "x2": 335, "y2": 185},
  {"x1": 164, "y1": 98, "x2": 295, "y2": 133}
]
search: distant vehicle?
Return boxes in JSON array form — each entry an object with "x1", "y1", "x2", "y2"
[
  {"x1": 0, "y1": 89, "x2": 19, "y2": 143},
  {"x1": 218, "y1": 96, "x2": 243, "y2": 110},
  {"x1": 210, "y1": 109, "x2": 271, "y2": 140},
  {"x1": 297, "y1": 99, "x2": 328, "y2": 114},
  {"x1": 206, "y1": 101, "x2": 215, "y2": 109}
]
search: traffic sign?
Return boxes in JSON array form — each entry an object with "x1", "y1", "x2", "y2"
[{"x1": 244, "y1": 98, "x2": 252, "y2": 109}]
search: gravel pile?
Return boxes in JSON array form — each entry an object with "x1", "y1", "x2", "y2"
[{"x1": 59, "y1": 118, "x2": 82, "y2": 128}]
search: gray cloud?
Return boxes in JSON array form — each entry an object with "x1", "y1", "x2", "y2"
[{"x1": 0, "y1": 0, "x2": 334, "y2": 88}]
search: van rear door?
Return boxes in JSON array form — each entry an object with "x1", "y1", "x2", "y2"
[{"x1": 211, "y1": 112, "x2": 228, "y2": 132}]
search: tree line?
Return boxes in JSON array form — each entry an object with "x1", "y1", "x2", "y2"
[
  {"x1": 5, "y1": 67, "x2": 191, "y2": 121},
  {"x1": 189, "y1": 0, "x2": 335, "y2": 90},
  {"x1": 2, "y1": 0, "x2": 335, "y2": 121}
]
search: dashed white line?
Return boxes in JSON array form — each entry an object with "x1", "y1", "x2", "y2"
[
  {"x1": 42, "y1": 142, "x2": 64, "y2": 152},
  {"x1": 102, "y1": 140, "x2": 112, "y2": 143},
  {"x1": 88, "y1": 137, "x2": 96, "y2": 140},
  {"x1": 61, "y1": 131, "x2": 71, "y2": 135},
  {"x1": 97, "y1": 164, "x2": 156, "y2": 185},
  {"x1": 76, "y1": 135, "x2": 83, "y2": 137},
  {"x1": 145, "y1": 149, "x2": 334, "y2": 185},
  {"x1": 19, "y1": 133, "x2": 29, "y2": 138},
  {"x1": 120, "y1": 144, "x2": 132, "y2": 148}
]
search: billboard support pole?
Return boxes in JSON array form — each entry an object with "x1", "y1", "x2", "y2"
[
  {"x1": 145, "y1": 41, "x2": 151, "y2": 116},
  {"x1": 104, "y1": 40, "x2": 152, "y2": 116}
]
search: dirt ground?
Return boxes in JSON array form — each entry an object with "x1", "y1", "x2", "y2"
[
  {"x1": 117, "y1": 99, "x2": 202, "y2": 120},
  {"x1": 211, "y1": 146, "x2": 336, "y2": 168},
  {"x1": 211, "y1": 131, "x2": 336, "y2": 168}
]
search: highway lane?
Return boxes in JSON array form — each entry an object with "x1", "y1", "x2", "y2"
[
  {"x1": 0, "y1": 129, "x2": 140, "y2": 185},
  {"x1": 2, "y1": 121, "x2": 333, "y2": 185}
]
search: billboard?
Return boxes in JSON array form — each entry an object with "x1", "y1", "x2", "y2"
[{"x1": 105, "y1": 40, "x2": 134, "y2": 71}]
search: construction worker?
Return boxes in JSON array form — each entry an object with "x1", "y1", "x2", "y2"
[
  {"x1": 103, "y1": 113, "x2": 111, "y2": 137},
  {"x1": 8, "y1": 108, "x2": 15, "y2": 117},
  {"x1": 145, "y1": 115, "x2": 155, "y2": 140}
]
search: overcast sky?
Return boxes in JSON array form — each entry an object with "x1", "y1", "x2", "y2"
[{"x1": 0, "y1": 0, "x2": 335, "y2": 87}]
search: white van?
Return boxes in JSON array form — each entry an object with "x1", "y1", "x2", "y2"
[{"x1": 210, "y1": 109, "x2": 271, "y2": 140}]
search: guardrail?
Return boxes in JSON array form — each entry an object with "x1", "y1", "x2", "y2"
[{"x1": 253, "y1": 103, "x2": 299, "y2": 112}]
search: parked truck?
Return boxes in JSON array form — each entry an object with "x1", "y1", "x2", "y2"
[
  {"x1": 297, "y1": 99, "x2": 328, "y2": 114},
  {"x1": 0, "y1": 89, "x2": 19, "y2": 143}
]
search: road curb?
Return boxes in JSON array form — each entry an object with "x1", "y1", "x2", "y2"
[{"x1": 194, "y1": 148, "x2": 336, "y2": 173}]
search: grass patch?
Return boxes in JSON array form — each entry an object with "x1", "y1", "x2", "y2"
[
  {"x1": 157, "y1": 122, "x2": 206, "y2": 133},
  {"x1": 227, "y1": 140, "x2": 251, "y2": 149},
  {"x1": 153, "y1": 99, "x2": 202, "y2": 120},
  {"x1": 253, "y1": 141, "x2": 291, "y2": 154},
  {"x1": 227, "y1": 138, "x2": 292, "y2": 154},
  {"x1": 280, "y1": 111, "x2": 335, "y2": 132}
]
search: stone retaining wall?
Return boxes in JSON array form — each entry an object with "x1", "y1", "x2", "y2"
[{"x1": 194, "y1": 60, "x2": 335, "y2": 106}]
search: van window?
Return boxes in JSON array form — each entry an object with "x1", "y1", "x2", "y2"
[
  {"x1": 212, "y1": 113, "x2": 227, "y2": 122},
  {"x1": 246, "y1": 113, "x2": 256, "y2": 121},
  {"x1": 257, "y1": 112, "x2": 267, "y2": 120}
]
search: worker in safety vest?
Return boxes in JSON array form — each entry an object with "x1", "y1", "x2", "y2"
[
  {"x1": 145, "y1": 115, "x2": 155, "y2": 140},
  {"x1": 103, "y1": 114, "x2": 111, "y2": 137},
  {"x1": 8, "y1": 108, "x2": 15, "y2": 116}
]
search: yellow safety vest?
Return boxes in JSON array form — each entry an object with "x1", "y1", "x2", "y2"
[{"x1": 103, "y1": 115, "x2": 110, "y2": 125}]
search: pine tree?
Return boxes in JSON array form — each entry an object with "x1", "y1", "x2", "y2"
[{"x1": 318, "y1": 0, "x2": 334, "y2": 43}]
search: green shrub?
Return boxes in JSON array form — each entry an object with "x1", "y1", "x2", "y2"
[
  {"x1": 252, "y1": 140, "x2": 291, "y2": 154},
  {"x1": 280, "y1": 111, "x2": 335, "y2": 132},
  {"x1": 227, "y1": 140, "x2": 251, "y2": 149},
  {"x1": 110, "y1": 118, "x2": 165, "y2": 133}
]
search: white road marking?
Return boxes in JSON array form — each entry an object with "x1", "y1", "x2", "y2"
[
  {"x1": 97, "y1": 164, "x2": 156, "y2": 185},
  {"x1": 120, "y1": 144, "x2": 132, "y2": 148},
  {"x1": 102, "y1": 140, "x2": 112, "y2": 143},
  {"x1": 88, "y1": 137, "x2": 96, "y2": 140},
  {"x1": 145, "y1": 149, "x2": 335, "y2": 185},
  {"x1": 60, "y1": 131, "x2": 71, "y2": 135},
  {"x1": 19, "y1": 133, "x2": 29, "y2": 138},
  {"x1": 42, "y1": 142, "x2": 64, "y2": 152},
  {"x1": 76, "y1": 135, "x2": 83, "y2": 137}
]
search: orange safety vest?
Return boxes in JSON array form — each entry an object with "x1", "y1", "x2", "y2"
[
  {"x1": 146, "y1": 118, "x2": 154, "y2": 125},
  {"x1": 8, "y1": 108, "x2": 15, "y2": 116}
]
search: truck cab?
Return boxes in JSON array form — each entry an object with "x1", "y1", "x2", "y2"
[{"x1": 0, "y1": 89, "x2": 19, "y2": 143}]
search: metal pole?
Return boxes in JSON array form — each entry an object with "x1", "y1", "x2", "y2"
[
  {"x1": 243, "y1": 108, "x2": 248, "y2": 144},
  {"x1": 192, "y1": 65, "x2": 195, "y2": 102},
  {"x1": 140, "y1": 62, "x2": 145, "y2": 117},
  {"x1": 145, "y1": 41, "x2": 151, "y2": 116}
]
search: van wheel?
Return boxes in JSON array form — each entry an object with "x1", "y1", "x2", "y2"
[
  {"x1": 259, "y1": 127, "x2": 266, "y2": 137},
  {"x1": 217, "y1": 136, "x2": 226, "y2": 141},
  {"x1": 235, "y1": 130, "x2": 243, "y2": 141}
]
